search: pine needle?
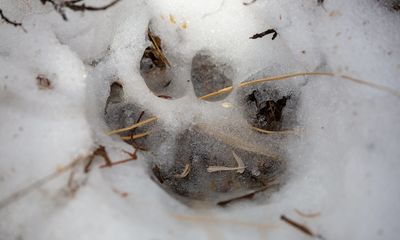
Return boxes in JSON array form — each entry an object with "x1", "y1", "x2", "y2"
[
  {"x1": 239, "y1": 72, "x2": 334, "y2": 88},
  {"x1": 340, "y1": 74, "x2": 400, "y2": 97},
  {"x1": 107, "y1": 116, "x2": 158, "y2": 136},
  {"x1": 148, "y1": 28, "x2": 171, "y2": 67},
  {"x1": 207, "y1": 166, "x2": 246, "y2": 173},
  {"x1": 207, "y1": 151, "x2": 246, "y2": 173},
  {"x1": 252, "y1": 126, "x2": 300, "y2": 135},
  {"x1": 120, "y1": 131, "x2": 152, "y2": 141},
  {"x1": 199, "y1": 86, "x2": 234, "y2": 100},
  {"x1": 171, "y1": 213, "x2": 276, "y2": 229},
  {"x1": 232, "y1": 151, "x2": 245, "y2": 173},
  {"x1": 239, "y1": 71, "x2": 400, "y2": 98}
]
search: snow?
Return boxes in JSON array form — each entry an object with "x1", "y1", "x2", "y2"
[{"x1": 1, "y1": 0, "x2": 400, "y2": 239}]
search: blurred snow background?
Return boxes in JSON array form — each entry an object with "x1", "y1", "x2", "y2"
[{"x1": 0, "y1": 0, "x2": 400, "y2": 239}]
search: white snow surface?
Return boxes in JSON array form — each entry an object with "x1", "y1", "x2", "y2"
[{"x1": 1, "y1": 0, "x2": 400, "y2": 239}]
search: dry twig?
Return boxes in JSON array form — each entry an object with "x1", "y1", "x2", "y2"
[
  {"x1": 0, "y1": 9, "x2": 26, "y2": 32},
  {"x1": 40, "y1": 0, "x2": 121, "y2": 21},
  {"x1": 99, "y1": 149, "x2": 137, "y2": 168},
  {"x1": 281, "y1": 215, "x2": 324, "y2": 239},
  {"x1": 84, "y1": 145, "x2": 112, "y2": 172}
]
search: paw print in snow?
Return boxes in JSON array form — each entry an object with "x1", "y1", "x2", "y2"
[{"x1": 104, "y1": 27, "x2": 300, "y2": 207}]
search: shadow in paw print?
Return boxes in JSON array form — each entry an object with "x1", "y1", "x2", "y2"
[
  {"x1": 238, "y1": 68, "x2": 301, "y2": 132},
  {"x1": 139, "y1": 26, "x2": 175, "y2": 99},
  {"x1": 106, "y1": 38, "x2": 300, "y2": 207},
  {"x1": 150, "y1": 124, "x2": 286, "y2": 207},
  {"x1": 104, "y1": 81, "x2": 166, "y2": 152},
  {"x1": 191, "y1": 50, "x2": 233, "y2": 101},
  {"x1": 245, "y1": 89, "x2": 297, "y2": 131}
]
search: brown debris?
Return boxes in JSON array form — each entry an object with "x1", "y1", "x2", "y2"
[
  {"x1": 66, "y1": 167, "x2": 78, "y2": 197},
  {"x1": 112, "y1": 187, "x2": 129, "y2": 198},
  {"x1": 174, "y1": 164, "x2": 191, "y2": 178},
  {"x1": 151, "y1": 164, "x2": 165, "y2": 184},
  {"x1": 36, "y1": 74, "x2": 53, "y2": 90},
  {"x1": 99, "y1": 149, "x2": 137, "y2": 169},
  {"x1": 217, "y1": 185, "x2": 274, "y2": 207},
  {"x1": 84, "y1": 145, "x2": 112, "y2": 173},
  {"x1": 157, "y1": 95, "x2": 173, "y2": 99},
  {"x1": 147, "y1": 27, "x2": 171, "y2": 68},
  {"x1": 280, "y1": 215, "x2": 324, "y2": 239},
  {"x1": 250, "y1": 29, "x2": 278, "y2": 40},
  {"x1": 243, "y1": 0, "x2": 257, "y2": 6}
]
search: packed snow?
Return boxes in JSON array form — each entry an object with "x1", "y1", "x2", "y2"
[{"x1": 1, "y1": 0, "x2": 400, "y2": 239}]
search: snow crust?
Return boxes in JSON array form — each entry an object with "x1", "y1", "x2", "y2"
[{"x1": 1, "y1": 0, "x2": 400, "y2": 239}]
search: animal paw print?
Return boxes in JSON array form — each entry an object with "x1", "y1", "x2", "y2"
[{"x1": 104, "y1": 26, "x2": 299, "y2": 207}]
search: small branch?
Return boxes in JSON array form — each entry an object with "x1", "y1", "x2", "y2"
[
  {"x1": 157, "y1": 95, "x2": 173, "y2": 99},
  {"x1": 0, "y1": 9, "x2": 26, "y2": 32},
  {"x1": 40, "y1": 0, "x2": 122, "y2": 21},
  {"x1": 84, "y1": 145, "x2": 112, "y2": 172},
  {"x1": 280, "y1": 215, "x2": 324, "y2": 239},
  {"x1": 250, "y1": 29, "x2": 278, "y2": 40},
  {"x1": 99, "y1": 149, "x2": 137, "y2": 168},
  {"x1": 65, "y1": 0, "x2": 121, "y2": 12}
]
